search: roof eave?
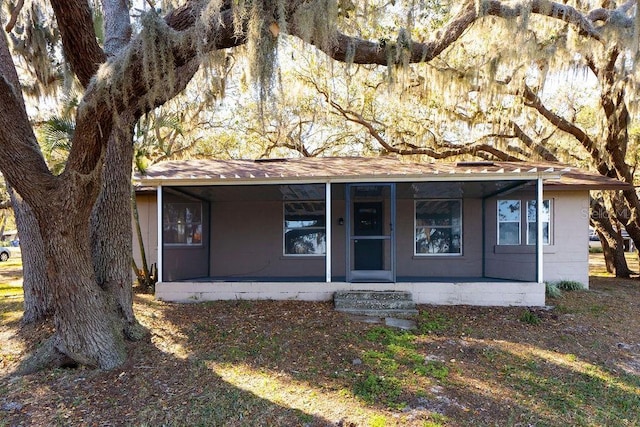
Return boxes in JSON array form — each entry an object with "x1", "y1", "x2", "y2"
[
  {"x1": 138, "y1": 171, "x2": 563, "y2": 187},
  {"x1": 547, "y1": 183, "x2": 633, "y2": 191}
]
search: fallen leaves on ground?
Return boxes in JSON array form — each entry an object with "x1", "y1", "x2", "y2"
[{"x1": 1, "y1": 275, "x2": 640, "y2": 426}]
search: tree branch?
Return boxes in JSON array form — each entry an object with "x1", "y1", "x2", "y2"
[
  {"x1": 435, "y1": 138, "x2": 524, "y2": 161},
  {"x1": 293, "y1": 0, "x2": 603, "y2": 66},
  {"x1": 309, "y1": 76, "x2": 521, "y2": 161},
  {"x1": 487, "y1": 0, "x2": 603, "y2": 40},
  {"x1": 588, "y1": 0, "x2": 636, "y2": 27},
  {"x1": 4, "y1": 0, "x2": 25, "y2": 33},
  {"x1": 521, "y1": 84, "x2": 612, "y2": 175},
  {"x1": 49, "y1": 0, "x2": 107, "y2": 87},
  {"x1": 510, "y1": 121, "x2": 558, "y2": 162},
  {"x1": 50, "y1": 0, "x2": 616, "y2": 186},
  {"x1": 0, "y1": 31, "x2": 55, "y2": 201},
  {"x1": 102, "y1": 0, "x2": 133, "y2": 57}
]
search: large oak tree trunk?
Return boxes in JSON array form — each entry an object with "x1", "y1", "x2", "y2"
[
  {"x1": 591, "y1": 198, "x2": 632, "y2": 277},
  {"x1": 0, "y1": 29, "x2": 54, "y2": 325},
  {"x1": 9, "y1": 186, "x2": 52, "y2": 323},
  {"x1": 91, "y1": 115, "x2": 146, "y2": 341},
  {"x1": 592, "y1": 50, "x2": 640, "y2": 264},
  {"x1": 597, "y1": 229, "x2": 631, "y2": 277},
  {"x1": 19, "y1": 178, "x2": 128, "y2": 372}
]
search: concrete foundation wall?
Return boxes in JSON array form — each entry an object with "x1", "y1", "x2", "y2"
[{"x1": 156, "y1": 281, "x2": 545, "y2": 306}]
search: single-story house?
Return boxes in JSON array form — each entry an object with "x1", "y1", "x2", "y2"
[{"x1": 134, "y1": 156, "x2": 627, "y2": 306}]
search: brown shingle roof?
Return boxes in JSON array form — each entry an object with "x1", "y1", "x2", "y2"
[{"x1": 137, "y1": 157, "x2": 629, "y2": 190}]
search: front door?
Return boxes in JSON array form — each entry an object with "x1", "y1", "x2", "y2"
[
  {"x1": 354, "y1": 202, "x2": 383, "y2": 270},
  {"x1": 346, "y1": 184, "x2": 396, "y2": 282}
]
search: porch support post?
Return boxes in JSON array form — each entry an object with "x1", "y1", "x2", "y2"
[
  {"x1": 536, "y1": 177, "x2": 543, "y2": 283},
  {"x1": 325, "y1": 182, "x2": 332, "y2": 282},
  {"x1": 157, "y1": 185, "x2": 163, "y2": 283}
]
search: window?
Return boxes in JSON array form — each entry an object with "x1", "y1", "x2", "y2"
[
  {"x1": 497, "y1": 200, "x2": 521, "y2": 245},
  {"x1": 163, "y1": 202, "x2": 203, "y2": 246},
  {"x1": 497, "y1": 199, "x2": 552, "y2": 246},
  {"x1": 284, "y1": 201, "x2": 326, "y2": 255},
  {"x1": 527, "y1": 200, "x2": 551, "y2": 245},
  {"x1": 415, "y1": 200, "x2": 462, "y2": 255}
]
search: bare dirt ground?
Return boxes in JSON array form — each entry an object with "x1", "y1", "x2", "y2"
[{"x1": 1, "y1": 253, "x2": 639, "y2": 426}]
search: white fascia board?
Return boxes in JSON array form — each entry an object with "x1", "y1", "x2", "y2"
[{"x1": 138, "y1": 172, "x2": 563, "y2": 187}]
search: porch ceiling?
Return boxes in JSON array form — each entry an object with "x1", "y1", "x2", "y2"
[{"x1": 169, "y1": 180, "x2": 532, "y2": 202}]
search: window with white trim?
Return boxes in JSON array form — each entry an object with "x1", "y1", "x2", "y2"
[
  {"x1": 415, "y1": 199, "x2": 462, "y2": 255},
  {"x1": 526, "y1": 200, "x2": 551, "y2": 245},
  {"x1": 284, "y1": 201, "x2": 326, "y2": 255},
  {"x1": 497, "y1": 200, "x2": 521, "y2": 245},
  {"x1": 163, "y1": 202, "x2": 203, "y2": 246},
  {"x1": 497, "y1": 199, "x2": 552, "y2": 246}
]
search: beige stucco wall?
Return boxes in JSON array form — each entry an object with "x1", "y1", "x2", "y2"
[
  {"x1": 542, "y1": 190, "x2": 590, "y2": 287},
  {"x1": 132, "y1": 193, "x2": 158, "y2": 269}
]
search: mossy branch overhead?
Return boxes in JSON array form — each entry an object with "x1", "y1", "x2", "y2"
[
  {"x1": 39, "y1": 0, "x2": 640, "y2": 193},
  {"x1": 7, "y1": 0, "x2": 635, "y2": 197}
]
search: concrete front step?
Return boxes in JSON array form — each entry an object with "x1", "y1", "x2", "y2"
[
  {"x1": 336, "y1": 308, "x2": 419, "y2": 318},
  {"x1": 334, "y1": 290, "x2": 414, "y2": 301},
  {"x1": 334, "y1": 298, "x2": 417, "y2": 310},
  {"x1": 334, "y1": 290, "x2": 418, "y2": 318}
]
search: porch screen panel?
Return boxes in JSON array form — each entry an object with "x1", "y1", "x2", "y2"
[
  {"x1": 284, "y1": 201, "x2": 326, "y2": 255},
  {"x1": 415, "y1": 200, "x2": 462, "y2": 255},
  {"x1": 163, "y1": 202, "x2": 203, "y2": 246}
]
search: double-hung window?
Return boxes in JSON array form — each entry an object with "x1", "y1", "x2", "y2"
[
  {"x1": 284, "y1": 201, "x2": 326, "y2": 255},
  {"x1": 163, "y1": 202, "x2": 203, "y2": 246},
  {"x1": 497, "y1": 199, "x2": 551, "y2": 245},
  {"x1": 415, "y1": 199, "x2": 462, "y2": 255}
]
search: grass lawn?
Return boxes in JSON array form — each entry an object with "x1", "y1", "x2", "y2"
[
  {"x1": 1, "y1": 252, "x2": 640, "y2": 426},
  {"x1": 0, "y1": 255, "x2": 25, "y2": 325}
]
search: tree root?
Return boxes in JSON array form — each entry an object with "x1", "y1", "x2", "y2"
[
  {"x1": 124, "y1": 320, "x2": 149, "y2": 342},
  {"x1": 16, "y1": 336, "x2": 79, "y2": 375}
]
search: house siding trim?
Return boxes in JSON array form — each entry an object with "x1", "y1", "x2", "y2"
[
  {"x1": 537, "y1": 177, "x2": 544, "y2": 283},
  {"x1": 325, "y1": 182, "x2": 332, "y2": 282},
  {"x1": 156, "y1": 185, "x2": 163, "y2": 283}
]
